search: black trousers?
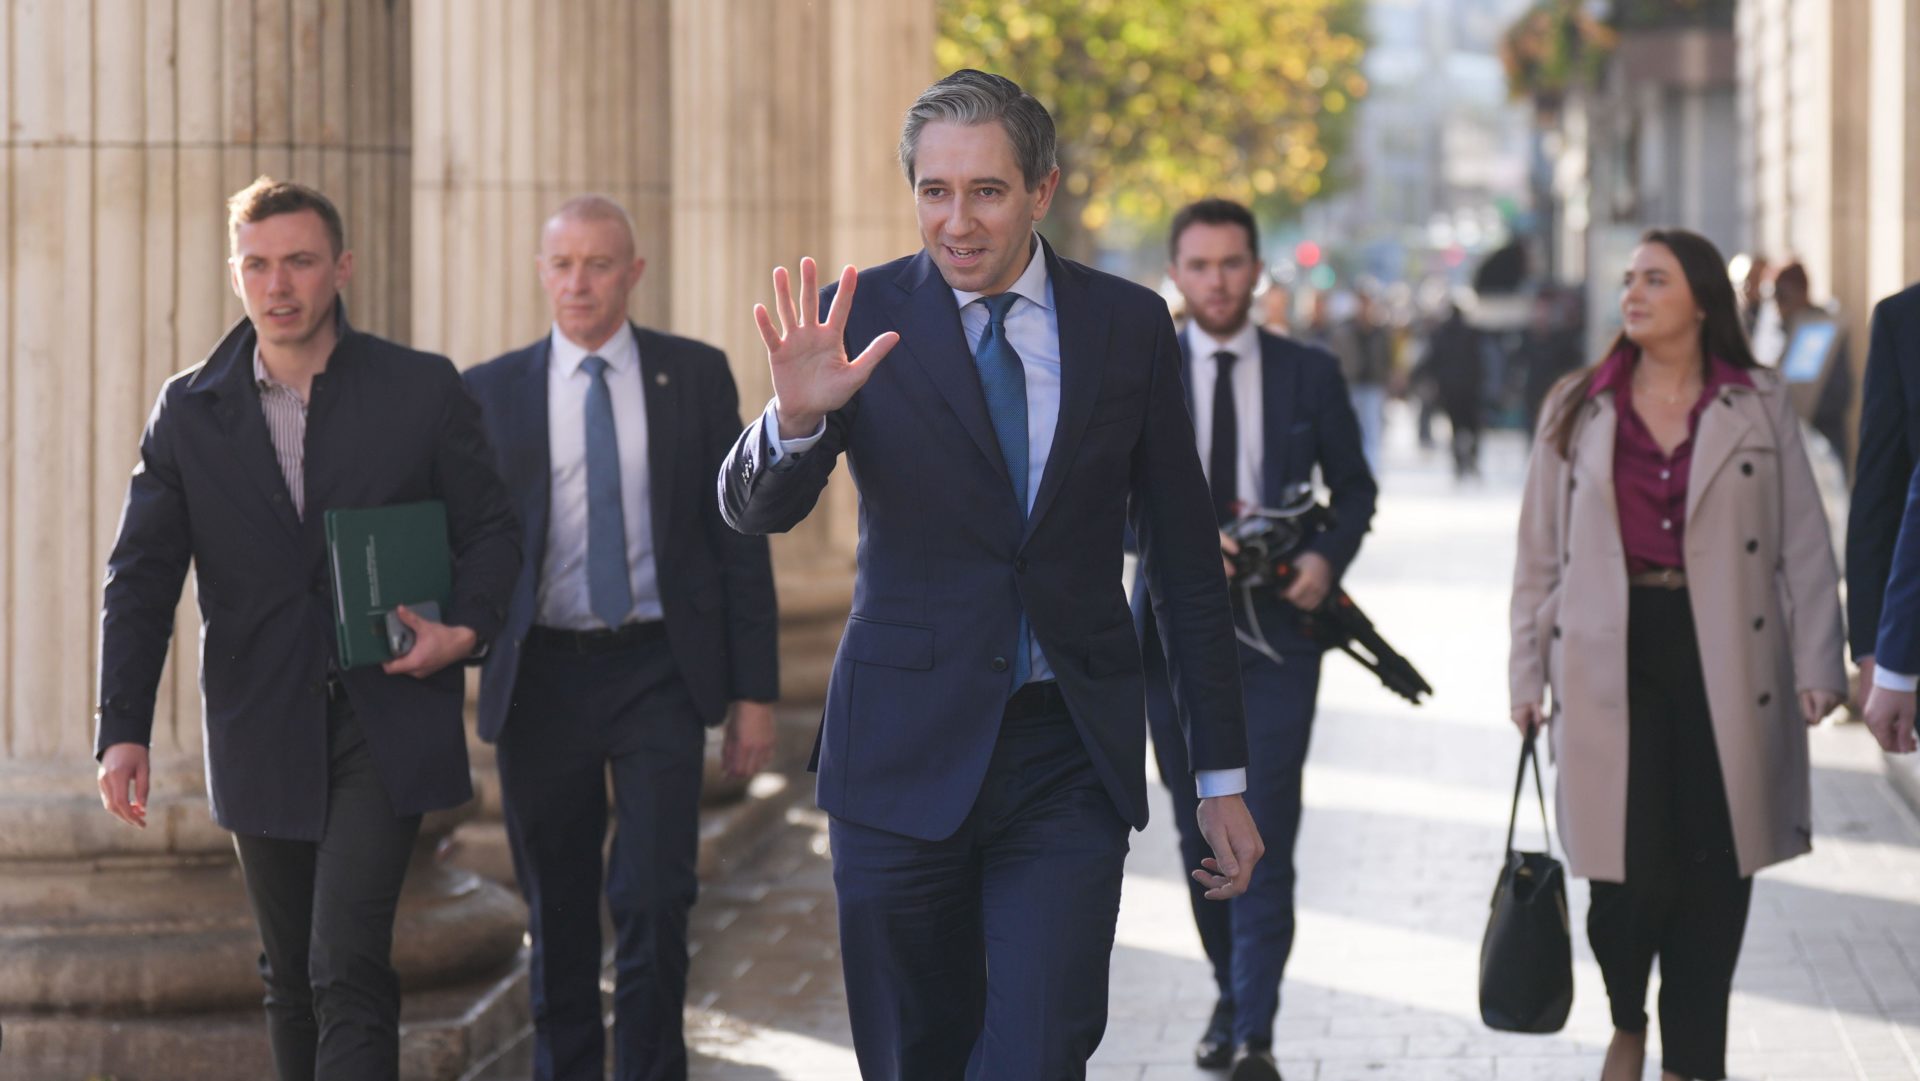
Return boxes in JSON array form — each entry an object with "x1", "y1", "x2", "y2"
[
  {"x1": 231, "y1": 691, "x2": 423, "y2": 1081},
  {"x1": 497, "y1": 625, "x2": 706, "y2": 1081},
  {"x1": 1587, "y1": 586, "x2": 1752, "y2": 1081}
]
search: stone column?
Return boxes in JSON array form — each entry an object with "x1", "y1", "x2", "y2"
[{"x1": 0, "y1": 4, "x2": 519, "y2": 1077}]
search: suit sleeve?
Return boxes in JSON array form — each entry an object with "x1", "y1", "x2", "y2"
[
  {"x1": 1131, "y1": 306, "x2": 1247, "y2": 774},
  {"x1": 700, "y1": 354, "x2": 781, "y2": 702},
  {"x1": 1846, "y1": 296, "x2": 1912, "y2": 661},
  {"x1": 96, "y1": 389, "x2": 194, "y2": 758},
  {"x1": 1303, "y1": 357, "x2": 1378, "y2": 577},
  {"x1": 432, "y1": 360, "x2": 522, "y2": 645},
  {"x1": 1768, "y1": 380, "x2": 1847, "y2": 695}
]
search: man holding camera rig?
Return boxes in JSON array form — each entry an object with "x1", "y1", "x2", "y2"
[{"x1": 1140, "y1": 199, "x2": 1378, "y2": 1079}]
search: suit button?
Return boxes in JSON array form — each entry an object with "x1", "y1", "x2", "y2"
[
  {"x1": 1758, "y1": 692, "x2": 1772, "y2": 707},
  {"x1": 1015, "y1": 558, "x2": 1028, "y2": 573},
  {"x1": 1746, "y1": 540, "x2": 1758, "y2": 553},
  {"x1": 1741, "y1": 462, "x2": 1754, "y2": 476},
  {"x1": 990, "y1": 656, "x2": 1009, "y2": 672}
]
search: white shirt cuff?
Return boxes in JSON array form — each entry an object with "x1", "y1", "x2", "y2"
[
  {"x1": 1874, "y1": 666, "x2": 1919, "y2": 693},
  {"x1": 760, "y1": 399, "x2": 826, "y2": 466},
  {"x1": 1194, "y1": 767, "x2": 1247, "y2": 799}
]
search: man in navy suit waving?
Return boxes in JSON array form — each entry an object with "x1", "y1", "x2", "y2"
[
  {"x1": 1146, "y1": 199, "x2": 1377, "y2": 1079},
  {"x1": 717, "y1": 70, "x2": 1262, "y2": 1080}
]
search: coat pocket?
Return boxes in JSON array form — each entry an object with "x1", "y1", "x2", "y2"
[{"x1": 840, "y1": 615, "x2": 935, "y2": 670}]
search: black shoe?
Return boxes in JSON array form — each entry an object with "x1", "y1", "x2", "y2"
[
  {"x1": 1194, "y1": 999, "x2": 1235, "y2": 1069},
  {"x1": 1229, "y1": 1044, "x2": 1282, "y2": 1081}
]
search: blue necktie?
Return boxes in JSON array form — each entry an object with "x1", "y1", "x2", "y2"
[
  {"x1": 974, "y1": 293, "x2": 1031, "y2": 688},
  {"x1": 582, "y1": 355, "x2": 634, "y2": 628}
]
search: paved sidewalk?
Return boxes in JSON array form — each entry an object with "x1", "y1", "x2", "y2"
[{"x1": 663, "y1": 421, "x2": 1920, "y2": 1081}]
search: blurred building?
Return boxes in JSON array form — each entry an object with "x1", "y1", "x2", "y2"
[
  {"x1": 1300, "y1": 0, "x2": 1536, "y2": 290},
  {"x1": 0, "y1": 2, "x2": 929, "y2": 1078},
  {"x1": 1738, "y1": 0, "x2": 1920, "y2": 408}
]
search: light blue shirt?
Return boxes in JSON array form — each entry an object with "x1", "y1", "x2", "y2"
[{"x1": 761, "y1": 238, "x2": 1243, "y2": 798}]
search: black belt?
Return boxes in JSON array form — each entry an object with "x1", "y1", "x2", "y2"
[
  {"x1": 526, "y1": 621, "x2": 666, "y2": 655},
  {"x1": 1004, "y1": 680, "x2": 1067, "y2": 721}
]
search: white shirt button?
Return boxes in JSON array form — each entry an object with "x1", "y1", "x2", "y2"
[
  {"x1": 1660, "y1": 469, "x2": 1671, "y2": 481},
  {"x1": 1661, "y1": 518, "x2": 1672, "y2": 530}
]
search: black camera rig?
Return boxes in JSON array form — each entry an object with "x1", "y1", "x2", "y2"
[{"x1": 1222, "y1": 485, "x2": 1432, "y2": 705}]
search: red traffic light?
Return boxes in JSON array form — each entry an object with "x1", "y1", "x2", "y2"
[{"x1": 1294, "y1": 241, "x2": 1322, "y2": 267}]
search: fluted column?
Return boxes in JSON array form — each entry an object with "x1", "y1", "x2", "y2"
[{"x1": 1, "y1": 4, "x2": 519, "y2": 1077}]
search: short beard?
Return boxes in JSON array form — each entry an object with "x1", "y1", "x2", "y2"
[{"x1": 1189, "y1": 296, "x2": 1254, "y2": 340}]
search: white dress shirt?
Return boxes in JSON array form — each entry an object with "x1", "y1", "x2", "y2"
[
  {"x1": 537, "y1": 323, "x2": 664, "y2": 629},
  {"x1": 762, "y1": 240, "x2": 1243, "y2": 798},
  {"x1": 1186, "y1": 320, "x2": 1265, "y2": 511}
]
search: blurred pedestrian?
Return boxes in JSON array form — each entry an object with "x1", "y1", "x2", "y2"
[
  {"x1": 1150, "y1": 199, "x2": 1376, "y2": 1080},
  {"x1": 1519, "y1": 287, "x2": 1584, "y2": 439},
  {"x1": 1847, "y1": 279, "x2": 1920, "y2": 723},
  {"x1": 1414, "y1": 303, "x2": 1485, "y2": 478},
  {"x1": 1258, "y1": 278, "x2": 1292, "y2": 336},
  {"x1": 1327, "y1": 290, "x2": 1393, "y2": 473},
  {"x1": 1737, "y1": 254, "x2": 1770, "y2": 339},
  {"x1": 1771, "y1": 261, "x2": 1855, "y2": 472},
  {"x1": 1509, "y1": 229, "x2": 1844, "y2": 1081}
]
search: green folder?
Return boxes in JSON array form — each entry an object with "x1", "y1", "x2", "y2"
[{"x1": 324, "y1": 500, "x2": 452, "y2": 669}]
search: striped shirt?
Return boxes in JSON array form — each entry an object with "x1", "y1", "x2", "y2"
[{"x1": 253, "y1": 350, "x2": 308, "y2": 519}]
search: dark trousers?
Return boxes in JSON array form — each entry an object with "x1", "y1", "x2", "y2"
[
  {"x1": 497, "y1": 625, "x2": 706, "y2": 1081},
  {"x1": 829, "y1": 684, "x2": 1131, "y2": 1081},
  {"x1": 1145, "y1": 632, "x2": 1321, "y2": 1047},
  {"x1": 1587, "y1": 587, "x2": 1753, "y2": 1081},
  {"x1": 231, "y1": 693, "x2": 422, "y2": 1081}
]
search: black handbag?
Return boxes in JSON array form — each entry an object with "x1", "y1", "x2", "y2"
[{"x1": 1478, "y1": 726, "x2": 1573, "y2": 1033}]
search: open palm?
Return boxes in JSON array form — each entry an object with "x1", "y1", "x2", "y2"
[{"x1": 755, "y1": 257, "x2": 899, "y2": 437}]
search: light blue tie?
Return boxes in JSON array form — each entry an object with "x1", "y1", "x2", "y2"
[
  {"x1": 582, "y1": 355, "x2": 633, "y2": 628},
  {"x1": 974, "y1": 293, "x2": 1031, "y2": 688}
]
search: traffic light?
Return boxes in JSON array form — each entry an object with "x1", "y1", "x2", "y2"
[{"x1": 1294, "y1": 240, "x2": 1322, "y2": 268}]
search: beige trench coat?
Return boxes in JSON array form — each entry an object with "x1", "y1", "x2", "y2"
[{"x1": 1509, "y1": 369, "x2": 1845, "y2": 881}]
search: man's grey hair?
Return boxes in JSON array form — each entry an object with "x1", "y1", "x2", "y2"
[
  {"x1": 898, "y1": 69, "x2": 1058, "y2": 189},
  {"x1": 542, "y1": 193, "x2": 637, "y2": 256}
]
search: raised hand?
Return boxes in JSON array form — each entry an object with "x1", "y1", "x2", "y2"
[{"x1": 754, "y1": 257, "x2": 900, "y2": 439}]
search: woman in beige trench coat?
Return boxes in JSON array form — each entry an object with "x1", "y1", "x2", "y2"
[{"x1": 1509, "y1": 229, "x2": 1845, "y2": 1081}]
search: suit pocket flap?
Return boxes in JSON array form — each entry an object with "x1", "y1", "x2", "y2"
[{"x1": 841, "y1": 616, "x2": 935, "y2": 670}]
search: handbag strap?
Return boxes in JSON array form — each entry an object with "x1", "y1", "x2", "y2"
[{"x1": 1504, "y1": 726, "x2": 1553, "y2": 856}]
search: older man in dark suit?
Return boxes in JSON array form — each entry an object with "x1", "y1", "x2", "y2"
[
  {"x1": 463, "y1": 195, "x2": 779, "y2": 1081},
  {"x1": 96, "y1": 177, "x2": 521, "y2": 1081}
]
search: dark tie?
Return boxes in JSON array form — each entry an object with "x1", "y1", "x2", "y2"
[
  {"x1": 582, "y1": 355, "x2": 634, "y2": 628},
  {"x1": 1210, "y1": 349, "x2": 1239, "y2": 525},
  {"x1": 973, "y1": 292, "x2": 1031, "y2": 687}
]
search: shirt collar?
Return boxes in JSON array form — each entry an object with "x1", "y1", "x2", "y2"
[
  {"x1": 1187, "y1": 319, "x2": 1260, "y2": 368},
  {"x1": 950, "y1": 234, "x2": 1055, "y2": 316},
  {"x1": 1587, "y1": 344, "x2": 1756, "y2": 399},
  {"x1": 253, "y1": 347, "x2": 303, "y2": 398},
  {"x1": 550, "y1": 321, "x2": 639, "y2": 377}
]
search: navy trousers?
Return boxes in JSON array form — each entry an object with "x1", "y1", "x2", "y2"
[
  {"x1": 1144, "y1": 623, "x2": 1322, "y2": 1048},
  {"x1": 497, "y1": 625, "x2": 707, "y2": 1081},
  {"x1": 828, "y1": 684, "x2": 1131, "y2": 1081}
]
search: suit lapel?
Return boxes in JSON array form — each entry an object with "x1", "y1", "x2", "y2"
[
  {"x1": 1260, "y1": 331, "x2": 1297, "y2": 507},
  {"x1": 1025, "y1": 245, "x2": 1107, "y2": 538},
  {"x1": 889, "y1": 253, "x2": 1011, "y2": 485},
  {"x1": 510, "y1": 340, "x2": 553, "y2": 576},
  {"x1": 197, "y1": 320, "x2": 302, "y2": 543},
  {"x1": 1686, "y1": 387, "x2": 1755, "y2": 526},
  {"x1": 635, "y1": 325, "x2": 677, "y2": 557}
]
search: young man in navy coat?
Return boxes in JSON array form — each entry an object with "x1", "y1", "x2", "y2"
[
  {"x1": 96, "y1": 178, "x2": 520, "y2": 1081},
  {"x1": 1849, "y1": 281, "x2": 1920, "y2": 747},
  {"x1": 1147, "y1": 199, "x2": 1376, "y2": 1079},
  {"x1": 717, "y1": 71, "x2": 1262, "y2": 1080},
  {"x1": 464, "y1": 195, "x2": 779, "y2": 1081}
]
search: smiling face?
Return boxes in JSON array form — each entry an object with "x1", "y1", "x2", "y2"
[
  {"x1": 229, "y1": 209, "x2": 352, "y2": 352},
  {"x1": 1169, "y1": 220, "x2": 1264, "y2": 339},
  {"x1": 537, "y1": 212, "x2": 646, "y2": 351},
  {"x1": 1619, "y1": 241, "x2": 1701, "y2": 350},
  {"x1": 912, "y1": 120, "x2": 1059, "y2": 295}
]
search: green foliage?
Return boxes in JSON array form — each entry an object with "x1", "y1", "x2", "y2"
[
  {"x1": 936, "y1": 0, "x2": 1368, "y2": 242},
  {"x1": 1499, "y1": 0, "x2": 1617, "y2": 109}
]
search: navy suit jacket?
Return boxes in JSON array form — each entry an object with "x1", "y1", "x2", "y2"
[
  {"x1": 1848, "y1": 282, "x2": 1920, "y2": 661},
  {"x1": 1132, "y1": 328, "x2": 1376, "y2": 656},
  {"x1": 97, "y1": 312, "x2": 521, "y2": 841},
  {"x1": 464, "y1": 324, "x2": 779, "y2": 742},
  {"x1": 718, "y1": 244, "x2": 1247, "y2": 841}
]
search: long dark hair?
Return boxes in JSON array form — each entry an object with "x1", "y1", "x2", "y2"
[{"x1": 1543, "y1": 228, "x2": 1758, "y2": 457}]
